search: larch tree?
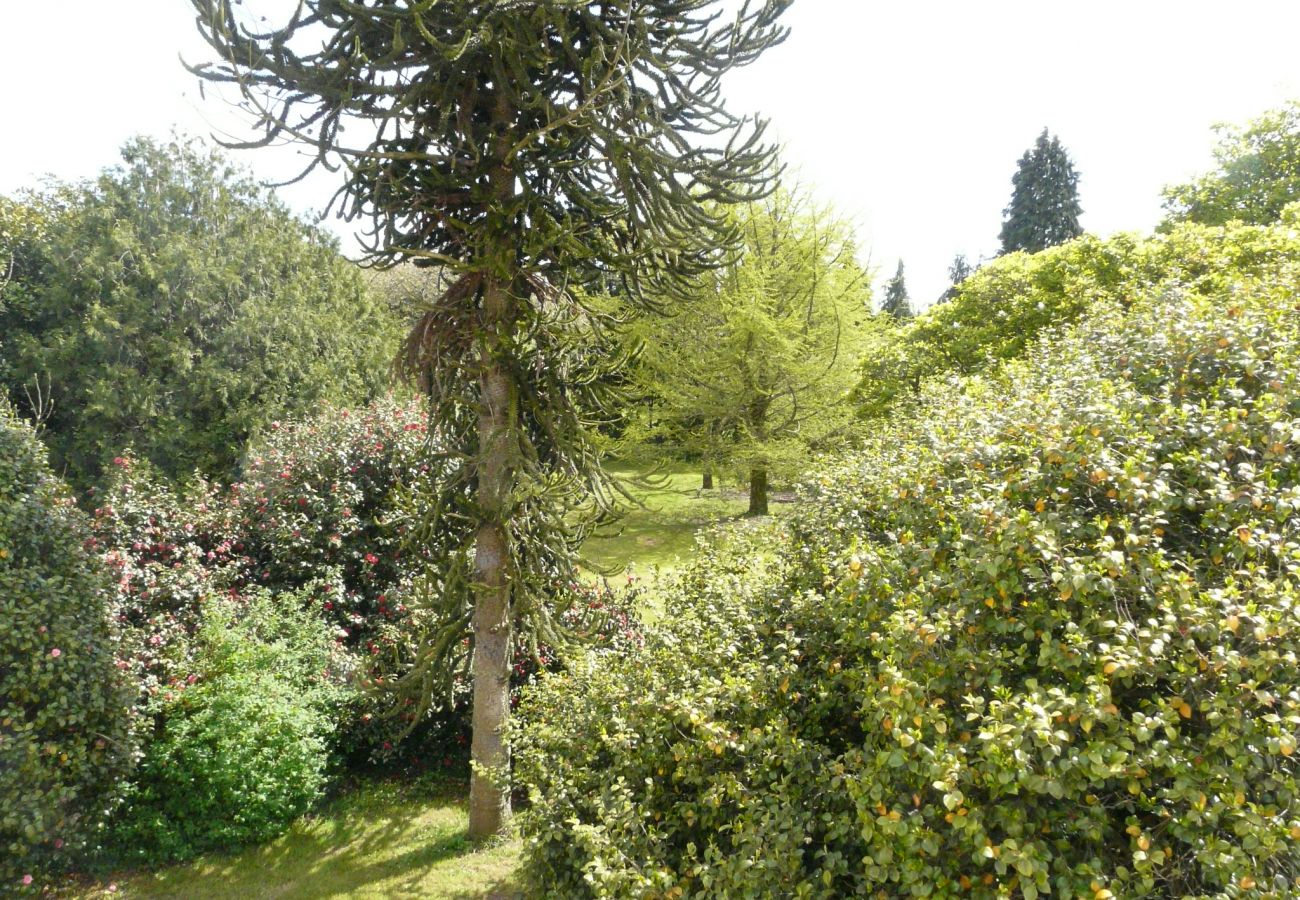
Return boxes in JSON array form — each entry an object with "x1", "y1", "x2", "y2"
[
  {"x1": 880, "y1": 258, "x2": 911, "y2": 318},
  {"x1": 633, "y1": 191, "x2": 870, "y2": 516},
  {"x1": 998, "y1": 128, "x2": 1083, "y2": 254},
  {"x1": 186, "y1": 0, "x2": 789, "y2": 839}
]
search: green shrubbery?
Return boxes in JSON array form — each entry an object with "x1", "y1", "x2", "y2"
[
  {"x1": 518, "y1": 240, "x2": 1300, "y2": 895},
  {"x1": 0, "y1": 404, "x2": 134, "y2": 892},
  {"x1": 0, "y1": 136, "x2": 401, "y2": 489},
  {"x1": 856, "y1": 209, "x2": 1300, "y2": 418},
  {"x1": 108, "y1": 590, "x2": 350, "y2": 864}
]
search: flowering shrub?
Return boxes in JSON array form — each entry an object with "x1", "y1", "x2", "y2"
[
  {"x1": 90, "y1": 394, "x2": 645, "y2": 770},
  {"x1": 518, "y1": 245, "x2": 1300, "y2": 896},
  {"x1": 108, "y1": 590, "x2": 352, "y2": 864},
  {"x1": 0, "y1": 403, "x2": 134, "y2": 893},
  {"x1": 88, "y1": 397, "x2": 438, "y2": 754}
]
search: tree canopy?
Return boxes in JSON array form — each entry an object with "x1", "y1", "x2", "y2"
[
  {"x1": 998, "y1": 128, "x2": 1083, "y2": 254},
  {"x1": 880, "y1": 258, "x2": 912, "y2": 318},
  {"x1": 187, "y1": 0, "x2": 790, "y2": 838},
  {"x1": 0, "y1": 136, "x2": 399, "y2": 489},
  {"x1": 633, "y1": 191, "x2": 871, "y2": 514},
  {"x1": 1162, "y1": 99, "x2": 1300, "y2": 227}
]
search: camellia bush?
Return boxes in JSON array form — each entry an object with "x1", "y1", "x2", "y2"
[
  {"x1": 88, "y1": 395, "x2": 444, "y2": 760},
  {"x1": 517, "y1": 238, "x2": 1300, "y2": 896},
  {"x1": 0, "y1": 403, "x2": 134, "y2": 893},
  {"x1": 91, "y1": 394, "x2": 645, "y2": 770}
]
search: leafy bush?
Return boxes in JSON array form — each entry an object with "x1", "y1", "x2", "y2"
[
  {"x1": 855, "y1": 212, "x2": 1300, "y2": 418},
  {"x1": 109, "y1": 590, "x2": 351, "y2": 864},
  {"x1": 90, "y1": 395, "x2": 643, "y2": 769},
  {"x1": 0, "y1": 403, "x2": 134, "y2": 892},
  {"x1": 518, "y1": 249, "x2": 1300, "y2": 896},
  {"x1": 1163, "y1": 100, "x2": 1300, "y2": 228},
  {"x1": 0, "y1": 135, "x2": 401, "y2": 488}
]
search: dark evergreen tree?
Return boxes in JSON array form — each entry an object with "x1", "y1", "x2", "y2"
[
  {"x1": 937, "y1": 252, "x2": 974, "y2": 304},
  {"x1": 999, "y1": 129, "x2": 1083, "y2": 254},
  {"x1": 0, "y1": 137, "x2": 398, "y2": 490},
  {"x1": 880, "y1": 259, "x2": 912, "y2": 318},
  {"x1": 188, "y1": 0, "x2": 789, "y2": 839}
]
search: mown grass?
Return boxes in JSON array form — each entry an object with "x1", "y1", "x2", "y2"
[
  {"x1": 60, "y1": 779, "x2": 521, "y2": 899},
  {"x1": 580, "y1": 464, "x2": 788, "y2": 579},
  {"x1": 65, "y1": 465, "x2": 786, "y2": 898}
]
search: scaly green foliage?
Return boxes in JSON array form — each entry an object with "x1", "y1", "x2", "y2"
[
  {"x1": 1164, "y1": 100, "x2": 1300, "y2": 227},
  {"x1": 186, "y1": 0, "x2": 791, "y2": 834},
  {"x1": 0, "y1": 136, "x2": 400, "y2": 489},
  {"x1": 0, "y1": 403, "x2": 134, "y2": 893},
  {"x1": 999, "y1": 128, "x2": 1083, "y2": 255},
  {"x1": 517, "y1": 233, "x2": 1300, "y2": 897},
  {"x1": 631, "y1": 192, "x2": 872, "y2": 514}
]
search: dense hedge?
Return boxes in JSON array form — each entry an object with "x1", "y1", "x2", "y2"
[
  {"x1": 0, "y1": 404, "x2": 134, "y2": 893},
  {"x1": 518, "y1": 245, "x2": 1300, "y2": 896},
  {"x1": 855, "y1": 207, "x2": 1300, "y2": 418}
]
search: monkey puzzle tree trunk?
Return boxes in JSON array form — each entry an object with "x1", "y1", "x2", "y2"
[
  {"x1": 467, "y1": 274, "x2": 516, "y2": 842},
  {"x1": 747, "y1": 466, "x2": 769, "y2": 516}
]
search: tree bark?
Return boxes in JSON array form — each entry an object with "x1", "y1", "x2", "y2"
[
  {"x1": 702, "y1": 469, "x2": 713, "y2": 490},
  {"x1": 467, "y1": 274, "x2": 515, "y2": 842},
  {"x1": 747, "y1": 465, "x2": 768, "y2": 516}
]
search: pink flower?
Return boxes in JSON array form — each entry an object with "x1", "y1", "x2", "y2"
[
  {"x1": 50, "y1": 648, "x2": 61, "y2": 658},
  {"x1": 54, "y1": 839, "x2": 63, "y2": 849},
  {"x1": 22, "y1": 875, "x2": 33, "y2": 885},
  {"x1": 364, "y1": 553, "x2": 379, "y2": 565}
]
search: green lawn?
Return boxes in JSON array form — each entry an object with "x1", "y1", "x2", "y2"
[
  {"x1": 66, "y1": 466, "x2": 785, "y2": 899},
  {"x1": 61, "y1": 780, "x2": 521, "y2": 899},
  {"x1": 580, "y1": 464, "x2": 787, "y2": 579}
]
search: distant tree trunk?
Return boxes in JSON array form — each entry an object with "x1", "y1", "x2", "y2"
[
  {"x1": 702, "y1": 469, "x2": 714, "y2": 490},
  {"x1": 467, "y1": 273, "x2": 515, "y2": 842},
  {"x1": 747, "y1": 466, "x2": 768, "y2": 516}
]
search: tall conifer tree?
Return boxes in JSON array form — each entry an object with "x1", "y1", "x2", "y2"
[
  {"x1": 880, "y1": 259, "x2": 911, "y2": 318},
  {"x1": 187, "y1": 0, "x2": 789, "y2": 838},
  {"x1": 999, "y1": 128, "x2": 1083, "y2": 254},
  {"x1": 937, "y1": 252, "x2": 973, "y2": 304}
]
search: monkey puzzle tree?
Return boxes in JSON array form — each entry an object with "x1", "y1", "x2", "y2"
[{"x1": 187, "y1": 0, "x2": 789, "y2": 839}]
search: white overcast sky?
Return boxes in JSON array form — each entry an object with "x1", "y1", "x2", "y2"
[{"x1": 3, "y1": 1, "x2": 1300, "y2": 305}]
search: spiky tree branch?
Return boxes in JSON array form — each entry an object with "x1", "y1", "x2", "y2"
[{"x1": 186, "y1": 0, "x2": 790, "y2": 838}]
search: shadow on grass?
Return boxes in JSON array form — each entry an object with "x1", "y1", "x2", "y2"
[{"x1": 67, "y1": 779, "x2": 523, "y2": 899}]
